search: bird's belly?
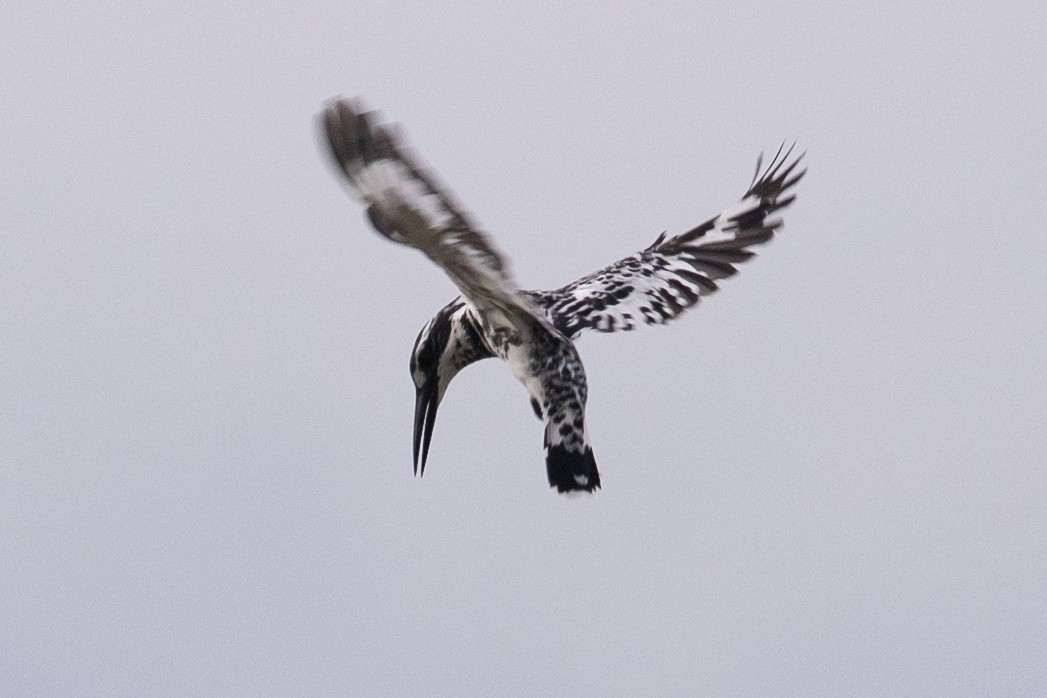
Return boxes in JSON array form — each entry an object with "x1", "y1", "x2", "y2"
[{"x1": 502, "y1": 343, "x2": 546, "y2": 404}]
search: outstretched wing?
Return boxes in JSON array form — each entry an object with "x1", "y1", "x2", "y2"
[
  {"x1": 531, "y1": 146, "x2": 806, "y2": 338},
  {"x1": 321, "y1": 98, "x2": 541, "y2": 338}
]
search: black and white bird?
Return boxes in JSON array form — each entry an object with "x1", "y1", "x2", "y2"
[{"x1": 321, "y1": 99, "x2": 804, "y2": 495}]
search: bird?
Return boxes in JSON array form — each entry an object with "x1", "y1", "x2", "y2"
[{"x1": 320, "y1": 98, "x2": 804, "y2": 495}]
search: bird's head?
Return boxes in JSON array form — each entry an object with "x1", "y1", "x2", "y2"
[{"x1": 409, "y1": 302, "x2": 466, "y2": 476}]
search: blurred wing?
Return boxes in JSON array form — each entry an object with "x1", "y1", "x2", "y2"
[
  {"x1": 321, "y1": 98, "x2": 541, "y2": 337},
  {"x1": 532, "y1": 146, "x2": 806, "y2": 338}
]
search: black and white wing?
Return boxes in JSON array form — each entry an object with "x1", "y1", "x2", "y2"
[
  {"x1": 531, "y1": 146, "x2": 806, "y2": 339},
  {"x1": 321, "y1": 98, "x2": 537, "y2": 337},
  {"x1": 322, "y1": 99, "x2": 600, "y2": 493}
]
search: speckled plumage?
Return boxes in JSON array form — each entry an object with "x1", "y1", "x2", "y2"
[{"x1": 321, "y1": 98, "x2": 804, "y2": 494}]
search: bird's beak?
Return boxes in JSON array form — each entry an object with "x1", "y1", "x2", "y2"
[{"x1": 413, "y1": 382, "x2": 439, "y2": 476}]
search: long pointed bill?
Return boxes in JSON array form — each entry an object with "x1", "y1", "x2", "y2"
[{"x1": 412, "y1": 383, "x2": 439, "y2": 477}]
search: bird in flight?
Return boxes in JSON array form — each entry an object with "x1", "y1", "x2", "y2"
[{"x1": 320, "y1": 98, "x2": 804, "y2": 495}]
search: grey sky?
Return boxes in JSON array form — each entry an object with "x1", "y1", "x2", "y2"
[{"x1": 3, "y1": 1, "x2": 1046, "y2": 695}]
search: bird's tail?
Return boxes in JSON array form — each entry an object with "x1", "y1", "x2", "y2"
[{"x1": 546, "y1": 444, "x2": 601, "y2": 494}]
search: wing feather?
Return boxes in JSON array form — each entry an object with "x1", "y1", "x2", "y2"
[
  {"x1": 531, "y1": 146, "x2": 806, "y2": 338},
  {"x1": 321, "y1": 98, "x2": 543, "y2": 338}
]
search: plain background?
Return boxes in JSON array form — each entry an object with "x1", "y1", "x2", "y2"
[{"x1": 3, "y1": 2, "x2": 1046, "y2": 695}]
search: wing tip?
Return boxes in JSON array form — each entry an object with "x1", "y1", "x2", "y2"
[
  {"x1": 748, "y1": 143, "x2": 806, "y2": 199},
  {"x1": 320, "y1": 96, "x2": 397, "y2": 173}
]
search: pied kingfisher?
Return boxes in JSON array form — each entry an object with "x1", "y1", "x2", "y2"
[{"x1": 321, "y1": 99, "x2": 804, "y2": 495}]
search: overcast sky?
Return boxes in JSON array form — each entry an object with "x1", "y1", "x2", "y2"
[{"x1": 3, "y1": 1, "x2": 1046, "y2": 696}]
